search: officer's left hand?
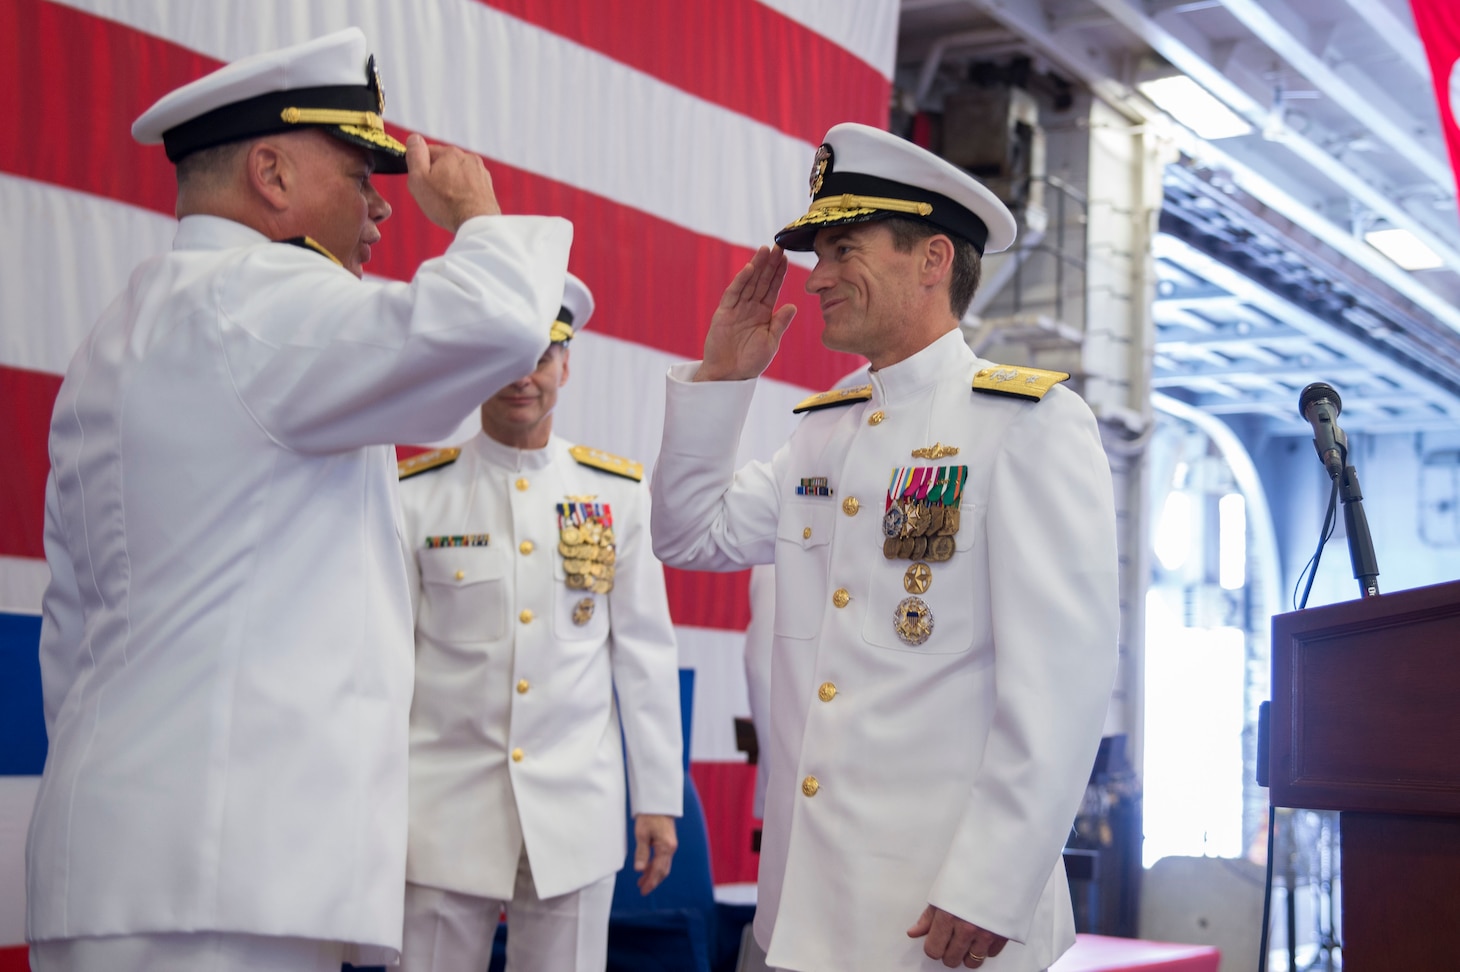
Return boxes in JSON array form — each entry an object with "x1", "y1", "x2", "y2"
[
  {"x1": 633, "y1": 813, "x2": 679, "y2": 894},
  {"x1": 907, "y1": 903, "x2": 1009, "y2": 967}
]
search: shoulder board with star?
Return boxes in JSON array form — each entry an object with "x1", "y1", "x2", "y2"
[
  {"x1": 570, "y1": 444, "x2": 643, "y2": 482},
  {"x1": 278, "y1": 235, "x2": 344, "y2": 267},
  {"x1": 971, "y1": 365, "x2": 1070, "y2": 402},
  {"x1": 792, "y1": 384, "x2": 873, "y2": 414},
  {"x1": 398, "y1": 447, "x2": 460, "y2": 480}
]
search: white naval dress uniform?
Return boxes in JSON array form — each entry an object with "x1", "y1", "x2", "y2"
[
  {"x1": 398, "y1": 432, "x2": 683, "y2": 971},
  {"x1": 651, "y1": 330, "x2": 1119, "y2": 972},
  {"x1": 28, "y1": 213, "x2": 571, "y2": 965}
]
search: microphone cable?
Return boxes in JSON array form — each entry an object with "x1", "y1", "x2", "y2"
[{"x1": 1292, "y1": 475, "x2": 1339, "y2": 612}]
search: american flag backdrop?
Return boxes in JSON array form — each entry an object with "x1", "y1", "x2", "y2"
[{"x1": 0, "y1": 0, "x2": 897, "y2": 959}]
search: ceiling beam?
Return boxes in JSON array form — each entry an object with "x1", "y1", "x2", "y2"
[
  {"x1": 1153, "y1": 233, "x2": 1460, "y2": 413},
  {"x1": 1333, "y1": 0, "x2": 1431, "y2": 77},
  {"x1": 1151, "y1": 362, "x2": 1373, "y2": 386},
  {"x1": 954, "y1": 0, "x2": 1145, "y2": 121},
  {"x1": 1210, "y1": 0, "x2": 1452, "y2": 188},
  {"x1": 1081, "y1": 0, "x2": 1460, "y2": 278}
]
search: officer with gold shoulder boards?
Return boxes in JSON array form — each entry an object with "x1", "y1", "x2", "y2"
[
  {"x1": 28, "y1": 28, "x2": 569, "y2": 972},
  {"x1": 650, "y1": 124, "x2": 1119, "y2": 972},
  {"x1": 397, "y1": 272, "x2": 683, "y2": 972}
]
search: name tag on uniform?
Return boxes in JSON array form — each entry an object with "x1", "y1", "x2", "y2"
[{"x1": 424, "y1": 534, "x2": 491, "y2": 548}]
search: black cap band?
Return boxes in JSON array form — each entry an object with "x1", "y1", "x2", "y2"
[
  {"x1": 776, "y1": 170, "x2": 992, "y2": 253},
  {"x1": 817, "y1": 172, "x2": 990, "y2": 253},
  {"x1": 162, "y1": 84, "x2": 381, "y2": 162}
]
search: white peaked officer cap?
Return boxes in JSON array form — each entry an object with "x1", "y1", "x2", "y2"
[
  {"x1": 132, "y1": 27, "x2": 407, "y2": 174},
  {"x1": 775, "y1": 122, "x2": 1016, "y2": 256},
  {"x1": 550, "y1": 272, "x2": 595, "y2": 344}
]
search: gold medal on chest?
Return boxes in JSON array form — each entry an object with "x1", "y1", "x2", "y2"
[
  {"x1": 557, "y1": 499, "x2": 617, "y2": 596},
  {"x1": 883, "y1": 464, "x2": 967, "y2": 560},
  {"x1": 903, "y1": 561, "x2": 932, "y2": 594}
]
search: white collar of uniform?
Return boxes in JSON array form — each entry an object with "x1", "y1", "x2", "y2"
[
  {"x1": 173, "y1": 214, "x2": 270, "y2": 252},
  {"x1": 868, "y1": 329, "x2": 973, "y2": 405},
  {"x1": 469, "y1": 429, "x2": 560, "y2": 472}
]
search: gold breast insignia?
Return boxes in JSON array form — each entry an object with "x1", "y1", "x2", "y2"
[{"x1": 893, "y1": 596, "x2": 934, "y2": 646}]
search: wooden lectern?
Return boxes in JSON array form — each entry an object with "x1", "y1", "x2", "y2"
[{"x1": 1270, "y1": 578, "x2": 1460, "y2": 969}]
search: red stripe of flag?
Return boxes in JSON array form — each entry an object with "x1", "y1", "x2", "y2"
[
  {"x1": 1410, "y1": 0, "x2": 1460, "y2": 224},
  {"x1": 0, "y1": 0, "x2": 864, "y2": 391},
  {"x1": 0, "y1": 365, "x2": 60, "y2": 562},
  {"x1": 478, "y1": 0, "x2": 889, "y2": 147}
]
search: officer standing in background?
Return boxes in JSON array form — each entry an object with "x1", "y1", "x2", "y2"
[
  {"x1": 650, "y1": 123, "x2": 1119, "y2": 971},
  {"x1": 397, "y1": 273, "x2": 683, "y2": 972},
  {"x1": 27, "y1": 28, "x2": 570, "y2": 972}
]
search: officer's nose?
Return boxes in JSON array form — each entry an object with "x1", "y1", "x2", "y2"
[
  {"x1": 805, "y1": 258, "x2": 835, "y2": 294},
  {"x1": 368, "y1": 182, "x2": 392, "y2": 224}
]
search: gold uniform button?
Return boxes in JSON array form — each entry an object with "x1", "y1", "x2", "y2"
[
  {"x1": 517, "y1": 679, "x2": 530, "y2": 694},
  {"x1": 802, "y1": 526, "x2": 812, "y2": 539},
  {"x1": 818, "y1": 682, "x2": 837, "y2": 702},
  {"x1": 454, "y1": 570, "x2": 466, "y2": 581},
  {"x1": 802, "y1": 775, "x2": 820, "y2": 797},
  {"x1": 832, "y1": 588, "x2": 850, "y2": 608},
  {"x1": 511, "y1": 748, "x2": 524, "y2": 762},
  {"x1": 519, "y1": 609, "x2": 534, "y2": 624},
  {"x1": 519, "y1": 540, "x2": 535, "y2": 555},
  {"x1": 842, "y1": 497, "x2": 860, "y2": 516},
  {"x1": 868, "y1": 410, "x2": 885, "y2": 426},
  {"x1": 515, "y1": 477, "x2": 530, "y2": 491}
]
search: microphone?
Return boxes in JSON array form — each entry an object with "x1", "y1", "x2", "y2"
[{"x1": 1298, "y1": 382, "x2": 1348, "y2": 479}]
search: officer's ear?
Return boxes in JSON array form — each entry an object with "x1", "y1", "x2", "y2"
[
  {"x1": 557, "y1": 345, "x2": 571, "y2": 388},
  {"x1": 246, "y1": 140, "x2": 289, "y2": 212},
  {"x1": 919, "y1": 234, "x2": 956, "y2": 290}
]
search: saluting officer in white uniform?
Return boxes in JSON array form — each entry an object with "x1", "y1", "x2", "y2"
[
  {"x1": 651, "y1": 124, "x2": 1119, "y2": 972},
  {"x1": 27, "y1": 29, "x2": 571, "y2": 972},
  {"x1": 397, "y1": 273, "x2": 684, "y2": 972}
]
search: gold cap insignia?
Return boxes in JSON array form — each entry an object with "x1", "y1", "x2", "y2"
[
  {"x1": 367, "y1": 54, "x2": 386, "y2": 114},
  {"x1": 810, "y1": 143, "x2": 833, "y2": 198}
]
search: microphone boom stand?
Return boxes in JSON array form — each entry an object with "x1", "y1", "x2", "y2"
[{"x1": 1335, "y1": 463, "x2": 1380, "y2": 599}]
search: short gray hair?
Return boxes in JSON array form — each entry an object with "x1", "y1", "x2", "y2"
[
  {"x1": 883, "y1": 216, "x2": 983, "y2": 318},
  {"x1": 175, "y1": 140, "x2": 250, "y2": 190}
]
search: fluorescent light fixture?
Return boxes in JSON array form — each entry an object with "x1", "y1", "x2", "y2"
[
  {"x1": 1139, "y1": 76, "x2": 1253, "y2": 140},
  {"x1": 1364, "y1": 227, "x2": 1443, "y2": 270}
]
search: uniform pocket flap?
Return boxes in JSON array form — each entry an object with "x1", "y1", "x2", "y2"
[
  {"x1": 777, "y1": 504, "x2": 835, "y2": 550},
  {"x1": 419, "y1": 547, "x2": 505, "y2": 587}
]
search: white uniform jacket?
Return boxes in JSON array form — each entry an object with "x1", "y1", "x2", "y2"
[
  {"x1": 399, "y1": 433, "x2": 683, "y2": 901},
  {"x1": 651, "y1": 330, "x2": 1119, "y2": 972},
  {"x1": 28, "y1": 213, "x2": 572, "y2": 962}
]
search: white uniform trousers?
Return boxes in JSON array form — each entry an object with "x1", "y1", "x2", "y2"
[
  {"x1": 402, "y1": 852, "x2": 615, "y2": 972},
  {"x1": 29, "y1": 932, "x2": 346, "y2": 972}
]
